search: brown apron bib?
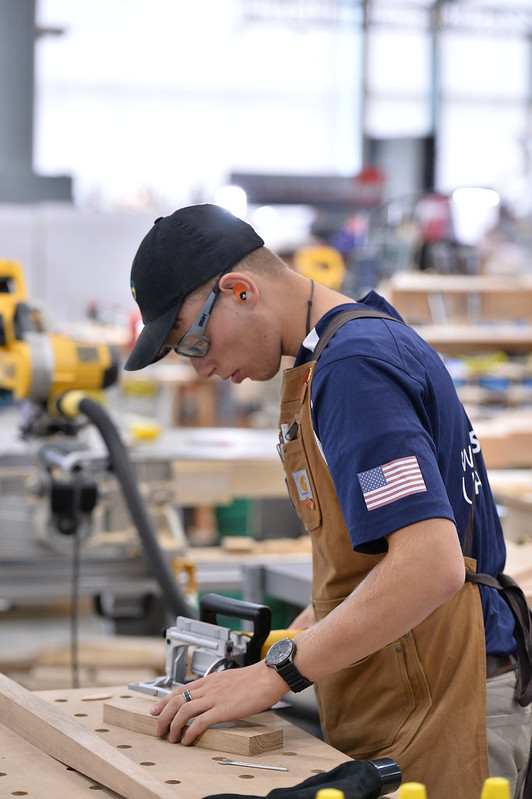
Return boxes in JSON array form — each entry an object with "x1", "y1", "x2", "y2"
[{"x1": 278, "y1": 355, "x2": 489, "y2": 798}]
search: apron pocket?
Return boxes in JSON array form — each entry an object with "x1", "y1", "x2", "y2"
[
  {"x1": 313, "y1": 601, "x2": 432, "y2": 759},
  {"x1": 282, "y1": 435, "x2": 323, "y2": 531},
  {"x1": 318, "y1": 640, "x2": 423, "y2": 756}
]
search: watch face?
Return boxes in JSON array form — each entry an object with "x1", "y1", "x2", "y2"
[{"x1": 267, "y1": 638, "x2": 294, "y2": 666}]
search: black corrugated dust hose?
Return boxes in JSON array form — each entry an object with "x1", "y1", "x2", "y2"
[{"x1": 57, "y1": 392, "x2": 196, "y2": 621}]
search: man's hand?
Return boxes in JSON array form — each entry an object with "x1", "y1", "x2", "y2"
[
  {"x1": 150, "y1": 660, "x2": 288, "y2": 745},
  {"x1": 151, "y1": 519, "x2": 465, "y2": 744}
]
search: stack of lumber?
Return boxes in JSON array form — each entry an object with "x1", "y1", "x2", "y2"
[
  {"x1": 476, "y1": 411, "x2": 532, "y2": 469},
  {"x1": 0, "y1": 635, "x2": 165, "y2": 691}
]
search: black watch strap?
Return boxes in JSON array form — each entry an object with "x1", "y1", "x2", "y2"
[{"x1": 276, "y1": 660, "x2": 313, "y2": 693}]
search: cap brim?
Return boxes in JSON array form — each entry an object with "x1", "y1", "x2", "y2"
[{"x1": 124, "y1": 304, "x2": 181, "y2": 371}]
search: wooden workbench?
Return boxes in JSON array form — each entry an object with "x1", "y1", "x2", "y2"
[{"x1": 0, "y1": 684, "x2": 357, "y2": 798}]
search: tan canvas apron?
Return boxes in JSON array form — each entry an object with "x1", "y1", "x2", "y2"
[{"x1": 278, "y1": 358, "x2": 490, "y2": 798}]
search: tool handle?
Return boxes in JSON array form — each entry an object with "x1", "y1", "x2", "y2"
[{"x1": 199, "y1": 593, "x2": 272, "y2": 666}]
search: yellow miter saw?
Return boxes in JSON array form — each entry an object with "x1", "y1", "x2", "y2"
[
  {"x1": 0, "y1": 259, "x2": 119, "y2": 435},
  {"x1": 0, "y1": 259, "x2": 193, "y2": 621}
]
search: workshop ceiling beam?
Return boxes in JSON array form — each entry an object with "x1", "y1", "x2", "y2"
[{"x1": 241, "y1": 0, "x2": 532, "y2": 37}]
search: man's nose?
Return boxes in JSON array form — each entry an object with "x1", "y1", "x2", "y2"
[{"x1": 190, "y1": 358, "x2": 210, "y2": 379}]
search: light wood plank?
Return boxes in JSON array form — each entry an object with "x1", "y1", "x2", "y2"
[
  {"x1": 0, "y1": 673, "x2": 179, "y2": 799},
  {"x1": 103, "y1": 695, "x2": 283, "y2": 756},
  {"x1": 29, "y1": 685, "x2": 354, "y2": 798}
]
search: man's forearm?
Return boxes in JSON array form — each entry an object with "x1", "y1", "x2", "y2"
[{"x1": 291, "y1": 518, "x2": 465, "y2": 683}]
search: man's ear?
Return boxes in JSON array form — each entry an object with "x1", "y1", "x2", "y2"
[{"x1": 219, "y1": 273, "x2": 258, "y2": 306}]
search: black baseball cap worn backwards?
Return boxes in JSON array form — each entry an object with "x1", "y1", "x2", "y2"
[{"x1": 125, "y1": 203, "x2": 264, "y2": 371}]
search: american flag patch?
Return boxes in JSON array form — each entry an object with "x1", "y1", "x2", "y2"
[{"x1": 357, "y1": 456, "x2": 427, "y2": 511}]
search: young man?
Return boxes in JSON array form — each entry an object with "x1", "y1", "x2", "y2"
[{"x1": 125, "y1": 204, "x2": 530, "y2": 798}]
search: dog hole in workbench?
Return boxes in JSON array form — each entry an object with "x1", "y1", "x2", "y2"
[
  {"x1": 89, "y1": 786, "x2": 105, "y2": 791},
  {"x1": 238, "y1": 775, "x2": 255, "y2": 779},
  {"x1": 311, "y1": 769, "x2": 326, "y2": 774},
  {"x1": 81, "y1": 694, "x2": 113, "y2": 702},
  {"x1": 281, "y1": 751, "x2": 297, "y2": 756},
  {"x1": 140, "y1": 762, "x2": 156, "y2": 766},
  {"x1": 74, "y1": 713, "x2": 88, "y2": 717},
  {"x1": 11, "y1": 792, "x2": 28, "y2": 796},
  {"x1": 165, "y1": 780, "x2": 181, "y2": 784},
  {"x1": 0, "y1": 772, "x2": 5, "y2": 776},
  {"x1": 54, "y1": 698, "x2": 68, "y2": 702},
  {"x1": 95, "y1": 728, "x2": 109, "y2": 733},
  {"x1": 117, "y1": 744, "x2": 132, "y2": 749}
]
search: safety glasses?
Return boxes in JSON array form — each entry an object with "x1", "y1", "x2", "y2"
[
  {"x1": 157, "y1": 281, "x2": 222, "y2": 361},
  {"x1": 176, "y1": 283, "x2": 222, "y2": 358}
]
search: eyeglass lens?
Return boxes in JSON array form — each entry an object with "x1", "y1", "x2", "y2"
[{"x1": 176, "y1": 286, "x2": 220, "y2": 358}]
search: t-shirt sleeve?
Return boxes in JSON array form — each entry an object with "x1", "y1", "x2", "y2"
[{"x1": 311, "y1": 353, "x2": 456, "y2": 553}]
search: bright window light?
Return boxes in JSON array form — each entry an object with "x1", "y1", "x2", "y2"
[
  {"x1": 451, "y1": 187, "x2": 501, "y2": 245},
  {"x1": 252, "y1": 206, "x2": 280, "y2": 228},
  {"x1": 214, "y1": 186, "x2": 248, "y2": 220},
  {"x1": 452, "y1": 187, "x2": 500, "y2": 209}
]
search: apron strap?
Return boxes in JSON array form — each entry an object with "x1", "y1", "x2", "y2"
[
  {"x1": 312, "y1": 308, "x2": 404, "y2": 362},
  {"x1": 463, "y1": 464, "x2": 532, "y2": 706},
  {"x1": 466, "y1": 570, "x2": 532, "y2": 707},
  {"x1": 462, "y1": 474, "x2": 476, "y2": 559}
]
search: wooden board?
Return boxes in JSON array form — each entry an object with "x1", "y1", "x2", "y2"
[
  {"x1": 103, "y1": 694, "x2": 283, "y2": 755},
  {"x1": 0, "y1": 673, "x2": 178, "y2": 799},
  {"x1": 0, "y1": 685, "x2": 355, "y2": 798}
]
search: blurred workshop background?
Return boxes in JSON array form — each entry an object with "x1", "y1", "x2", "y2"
[{"x1": 1, "y1": 0, "x2": 532, "y2": 696}]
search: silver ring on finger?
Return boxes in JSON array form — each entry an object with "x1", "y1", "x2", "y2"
[{"x1": 182, "y1": 688, "x2": 193, "y2": 703}]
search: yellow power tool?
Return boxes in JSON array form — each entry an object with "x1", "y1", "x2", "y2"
[{"x1": 0, "y1": 260, "x2": 119, "y2": 408}]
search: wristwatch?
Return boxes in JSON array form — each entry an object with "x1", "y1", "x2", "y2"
[{"x1": 265, "y1": 638, "x2": 313, "y2": 693}]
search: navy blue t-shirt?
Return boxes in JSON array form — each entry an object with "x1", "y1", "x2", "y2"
[{"x1": 295, "y1": 290, "x2": 515, "y2": 656}]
